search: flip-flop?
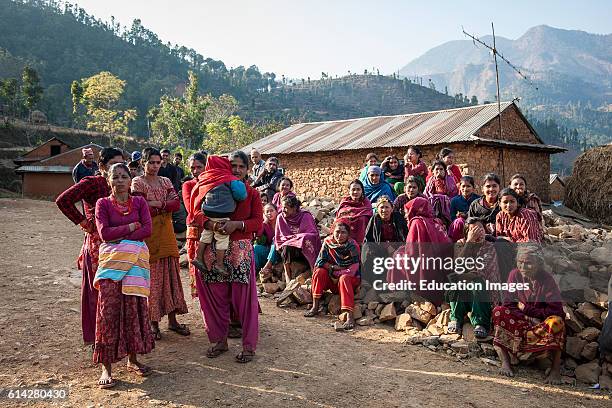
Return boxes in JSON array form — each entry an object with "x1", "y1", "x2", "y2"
[
  {"x1": 168, "y1": 323, "x2": 190, "y2": 336},
  {"x1": 474, "y1": 325, "x2": 489, "y2": 339},
  {"x1": 235, "y1": 351, "x2": 255, "y2": 363},
  {"x1": 98, "y1": 377, "x2": 116, "y2": 389},
  {"x1": 127, "y1": 364, "x2": 152, "y2": 377},
  {"x1": 447, "y1": 320, "x2": 461, "y2": 334},
  {"x1": 304, "y1": 309, "x2": 319, "y2": 317},
  {"x1": 206, "y1": 345, "x2": 228, "y2": 358}
]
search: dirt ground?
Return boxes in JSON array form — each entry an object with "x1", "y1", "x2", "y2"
[{"x1": 0, "y1": 198, "x2": 610, "y2": 408}]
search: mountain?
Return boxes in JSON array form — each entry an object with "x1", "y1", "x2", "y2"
[
  {"x1": 0, "y1": 0, "x2": 464, "y2": 138},
  {"x1": 400, "y1": 25, "x2": 612, "y2": 154}
]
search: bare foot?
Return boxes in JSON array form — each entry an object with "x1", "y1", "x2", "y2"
[
  {"x1": 544, "y1": 370, "x2": 561, "y2": 385},
  {"x1": 499, "y1": 361, "x2": 514, "y2": 377}
]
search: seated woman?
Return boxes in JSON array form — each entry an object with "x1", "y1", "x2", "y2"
[
  {"x1": 448, "y1": 175, "x2": 480, "y2": 242},
  {"x1": 493, "y1": 244, "x2": 564, "y2": 384},
  {"x1": 404, "y1": 146, "x2": 428, "y2": 190},
  {"x1": 93, "y1": 163, "x2": 154, "y2": 389},
  {"x1": 381, "y1": 155, "x2": 405, "y2": 196},
  {"x1": 468, "y1": 173, "x2": 501, "y2": 235},
  {"x1": 358, "y1": 153, "x2": 379, "y2": 181},
  {"x1": 335, "y1": 179, "x2": 372, "y2": 244},
  {"x1": 364, "y1": 196, "x2": 408, "y2": 244},
  {"x1": 304, "y1": 221, "x2": 361, "y2": 331},
  {"x1": 274, "y1": 195, "x2": 322, "y2": 283},
  {"x1": 387, "y1": 197, "x2": 451, "y2": 305},
  {"x1": 363, "y1": 166, "x2": 396, "y2": 206},
  {"x1": 393, "y1": 176, "x2": 425, "y2": 218},
  {"x1": 271, "y1": 177, "x2": 296, "y2": 210},
  {"x1": 496, "y1": 188, "x2": 543, "y2": 243},
  {"x1": 509, "y1": 174, "x2": 543, "y2": 222},
  {"x1": 424, "y1": 160, "x2": 458, "y2": 227},
  {"x1": 446, "y1": 218, "x2": 500, "y2": 339},
  {"x1": 437, "y1": 147, "x2": 462, "y2": 185},
  {"x1": 254, "y1": 203, "x2": 278, "y2": 273}
]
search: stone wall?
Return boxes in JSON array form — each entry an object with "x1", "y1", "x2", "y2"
[{"x1": 275, "y1": 143, "x2": 551, "y2": 203}]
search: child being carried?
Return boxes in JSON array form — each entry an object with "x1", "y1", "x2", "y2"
[{"x1": 191, "y1": 155, "x2": 247, "y2": 277}]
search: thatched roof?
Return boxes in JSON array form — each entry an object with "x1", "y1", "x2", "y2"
[{"x1": 564, "y1": 144, "x2": 612, "y2": 225}]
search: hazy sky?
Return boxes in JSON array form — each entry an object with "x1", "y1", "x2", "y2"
[{"x1": 75, "y1": 0, "x2": 611, "y2": 79}]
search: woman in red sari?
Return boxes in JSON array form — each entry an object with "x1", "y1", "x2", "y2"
[
  {"x1": 304, "y1": 221, "x2": 361, "y2": 330},
  {"x1": 387, "y1": 197, "x2": 451, "y2": 305},
  {"x1": 132, "y1": 148, "x2": 189, "y2": 339},
  {"x1": 496, "y1": 188, "x2": 543, "y2": 243},
  {"x1": 181, "y1": 151, "x2": 207, "y2": 298},
  {"x1": 493, "y1": 244, "x2": 564, "y2": 384},
  {"x1": 93, "y1": 163, "x2": 154, "y2": 388},
  {"x1": 56, "y1": 147, "x2": 125, "y2": 345},
  {"x1": 335, "y1": 179, "x2": 372, "y2": 244}
]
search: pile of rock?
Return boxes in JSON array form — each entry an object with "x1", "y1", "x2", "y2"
[{"x1": 301, "y1": 197, "x2": 339, "y2": 236}]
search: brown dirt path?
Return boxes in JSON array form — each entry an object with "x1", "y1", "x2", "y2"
[{"x1": 0, "y1": 198, "x2": 610, "y2": 407}]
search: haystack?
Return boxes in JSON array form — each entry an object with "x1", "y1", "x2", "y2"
[{"x1": 564, "y1": 144, "x2": 612, "y2": 225}]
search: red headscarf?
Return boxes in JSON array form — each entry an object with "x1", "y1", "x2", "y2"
[
  {"x1": 190, "y1": 155, "x2": 238, "y2": 218},
  {"x1": 404, "y1": 197, "x2": 450, "y2": 243}
]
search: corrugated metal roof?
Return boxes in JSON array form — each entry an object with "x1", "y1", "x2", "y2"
[
  {"x1": 15, "y1": 165, "x2": 72, "y2": 173},
  {"x1": 242, "y1": 101, "x2": 559, "y2": 154}
]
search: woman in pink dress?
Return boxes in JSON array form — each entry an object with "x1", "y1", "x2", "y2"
[{"x1": 131, "y1": 148, "x2": 189, "y2": 340}]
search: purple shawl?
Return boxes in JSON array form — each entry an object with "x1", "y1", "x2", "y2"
[
  {"x1": 424, "y1": 175, "x2": 458, "y2": 198},
  {"x1": 274, "y1": 209, "x2": 322, "y2": 268}
]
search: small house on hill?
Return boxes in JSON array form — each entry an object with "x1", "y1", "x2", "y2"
[
  {"x1": 15, "y1": 143, "x2": 103, "y2": 199},
  {"x1": 242, "y1": 102, "x2": 565, "y2": 202},
  {"x1": 549, "y1": 174, "x2": 566, "y2": 202},
  {"x1": 13, "y1": 136, "x2": 72, "y2": 166}
]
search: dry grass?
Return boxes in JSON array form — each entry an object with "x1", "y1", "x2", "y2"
[{"x1": 564, "y1": 144, "x2": 612, "y2": 225}]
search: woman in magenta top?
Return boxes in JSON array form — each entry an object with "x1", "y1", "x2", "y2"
[
  {"x1": 93, "y1": 163, "x2": 154, "y2": 388},
  {"x1": 271, "y1": 177, "x2": 296, "y2": 210}
]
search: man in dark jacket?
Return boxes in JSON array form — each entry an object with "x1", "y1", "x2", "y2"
[
  {"x1": 252, "y1": 156, "x2": 283, "y2": 202},
  {"x1": 72, "y1": 147, "x2": 98, "y2": 183}
]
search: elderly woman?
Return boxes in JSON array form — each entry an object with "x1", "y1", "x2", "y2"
[
  {"x1": 182, "y1": 151, "x2": 207, "y2": 298},
  {"x1": 493, "y1": 244, "x2": 564, "y2": 384},
  {"x1": 448, "y1": 175, "x2": 480, "y2": 242},
  {"x1": 363, "y1": 165, "x2": 396, "y2": 206},
  {"x1": 335, "y1": 179, "x2": 372, "y2": 244},
  {"x1": 381, "y1": 155, "x2": 405, "y2": 196},
  {"x1": 393, "y1": 175, "x2": 425, "y2": 218},
  {"x1": 274, "y1": 195, "x2": 322, "y2": 283},
  {"x1": 304, "y1": 221, "x2": 361, "y2": 330},
  {"x1": 468, "y1": 173, "x2": 501, "y2": 235},
  {"x1": 193, "y1": 151, "x2": 262, "y2": 363},
  {"x1": 56, "y1": 147, "x2": 125, "y2": 345},
  {"x1": 132, "y1": 148, "x2": 189, "y2": 340},
  {"x1": 496, "y1": 188, "x2": 543, "y2": 243},
  {"x1": 509, "y1": 174, "x2": 543, "y2": 222},
  {"x1": 446, "y1": 218, "x2": 500, "y2": 339},
  {"x1": 93, "y1": 163, "x2": 154, "y2": 388},
  {"x1": 271, "y1": 177, "x2": 296, "y2": 210}
]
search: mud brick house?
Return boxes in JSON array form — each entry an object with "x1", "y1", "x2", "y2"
[
  {"x1": 15, "y1": 142, "x2": 103, "y2": 199},
  {"x1": 549, "y1": 173, "x2": 566, "y2": 202},
  {"x1": 242, "y1": 102, "x2": 565, "y2": 202}
]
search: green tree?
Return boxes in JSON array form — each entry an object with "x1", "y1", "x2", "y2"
[
  {"x1": 203, "y1": 116, "x2": 282, "y2": 154},
  {"x1": 0, "y1": 78, "x2": 20, "y2": 116},
  {"x1": 21, "y1": 66, "x2": 43, "y2": 113},
  {"x1": 76, "y1": 71, "x2": 137, "y2": 144}
]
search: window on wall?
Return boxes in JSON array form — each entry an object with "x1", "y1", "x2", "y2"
[{"x1": 50, "y1": 145, "x2": 61, "y2": 156}]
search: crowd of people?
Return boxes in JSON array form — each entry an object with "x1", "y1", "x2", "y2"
[{"x1": 57, "y1": 143, "x2": 565, "y2": 389}]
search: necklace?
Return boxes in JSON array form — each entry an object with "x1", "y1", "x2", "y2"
[{"x1": 111, "y1": 195, "x2": 133, "y2": 216}]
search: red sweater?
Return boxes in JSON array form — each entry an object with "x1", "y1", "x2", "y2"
[{"x1": 198, "y1": 184, "x2": 263, "y2": 241}]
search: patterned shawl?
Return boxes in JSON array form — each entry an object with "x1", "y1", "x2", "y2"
[{"x1": 274, "y1": 209, "x2": 322, "y2": 268}]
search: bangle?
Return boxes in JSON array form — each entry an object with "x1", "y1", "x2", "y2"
[{"x1": 242, "y1": 221, "x2": 246, "y2": 231}]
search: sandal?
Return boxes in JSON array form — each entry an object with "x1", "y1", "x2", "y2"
[
  {"x1": 235, "y1": 351, "x2": 255, "y2": 363},
  {"x1": 334, "y1": 321, "x2": 354, "y2": 331},
  {"x1": 474, "y1": 325, "x2": 489, "y2": 339},
  {"x1": 447, "y1": 320, "x2": 461, "y2": 334},
  {"x1": 168, "y1": 323, "x2": 190, "y2": 336},
  {"x1": 206, "y1": 344, "x2": 228, "y2": 358},
  {"x1": 127, "y1": 363, "x2": 152, "y2": 377},
  {"x1": 98, "y1": 377, "x2": 116, "y2": 389},
  {"x1": 151, "y1": 327, "x2": 162, "y2": 340}
]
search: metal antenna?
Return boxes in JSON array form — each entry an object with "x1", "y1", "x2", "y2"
[{"x1": 461, "y1": 23, "x2": 539, "y2": 141}]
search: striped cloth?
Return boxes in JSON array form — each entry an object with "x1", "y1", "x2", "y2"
[{"x1": 94, "y1": 240, "x2": 150, "y2": 297}]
